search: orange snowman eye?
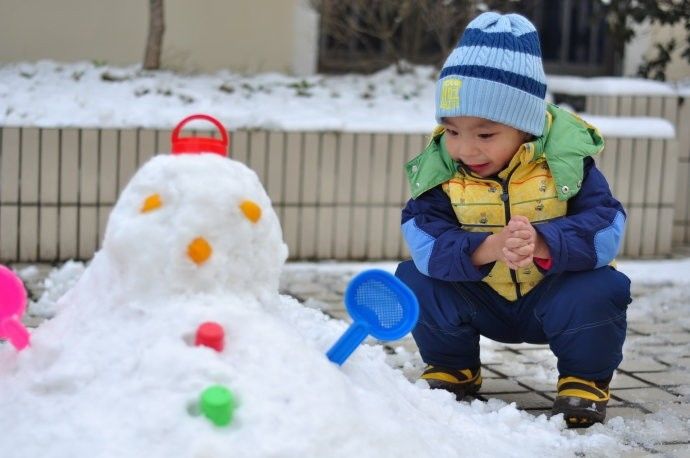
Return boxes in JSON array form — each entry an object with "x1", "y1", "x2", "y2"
[
  {"x1": 239, "y1": 200, "x2": 261, "y2": 223},
  {"x1": 141, "y1": 193, "x2": 163, "y2": 213}
]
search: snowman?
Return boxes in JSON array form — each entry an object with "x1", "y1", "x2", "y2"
[{"x1": 0, "y1": 115, "x2": 439, "y2": 458}]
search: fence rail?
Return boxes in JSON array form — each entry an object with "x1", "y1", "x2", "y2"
[
  {"x1": 584, "y1": 93, "x2": 689, "y2": 246},
  {"x1": 0, "y1": 126, "x2": 682, "y2": 263}
]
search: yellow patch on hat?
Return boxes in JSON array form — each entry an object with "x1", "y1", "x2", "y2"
[{"x1": 439, "y1": 78, "x2": 462, "y2": 110}]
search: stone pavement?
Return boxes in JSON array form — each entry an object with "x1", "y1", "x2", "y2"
[{"x1": 280, "y1": 263, "x2": 690, "y2": 457}]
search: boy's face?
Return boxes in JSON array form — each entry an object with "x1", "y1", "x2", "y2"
[{"x1": 442, "y1": 117, "x2": 528, "y2": 178}]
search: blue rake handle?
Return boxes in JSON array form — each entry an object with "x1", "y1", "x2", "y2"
[{"x1": 326, "y1": 322, "x2": 370, "y2": 365}]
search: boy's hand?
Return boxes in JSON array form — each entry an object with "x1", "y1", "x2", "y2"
[
  {"x1": 471, "y1": 216, "x2": 551, "y2": 269},
  {"x1": 502, "y1": 216, "x2": 550, "y2": 270},
  {"x1": 477, "y1": 224, "x2": 527, "y2": 269},
  {"x1": 502, "y1": 217, "x2": 534, "y2": 269}
]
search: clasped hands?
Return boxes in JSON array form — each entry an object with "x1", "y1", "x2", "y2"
[
  {"x1": 472, "y1": 215, "x2": 550, "y2": 270},
  {"x1": 496, "y1": 215, "x2": 551, "y2": 269}
]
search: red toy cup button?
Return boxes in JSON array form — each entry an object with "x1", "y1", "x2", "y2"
[
  {"x1": 171, "y1": 114, "x2": 230, "y2": 157},
  {"x1": 195, "y1": 321, "x2": 225, "y2": 352}
]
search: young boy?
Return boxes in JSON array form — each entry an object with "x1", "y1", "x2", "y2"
[{"x1": 396, "y1": 12, "x2": 632, "y2": 428}]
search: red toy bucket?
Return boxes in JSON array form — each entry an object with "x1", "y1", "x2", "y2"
[{"x1": 171, "y1": 114, "x2": 230, "y2": 156}]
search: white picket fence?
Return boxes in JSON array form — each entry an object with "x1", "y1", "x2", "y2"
[
  {"x1": 0, "y1": 121, "x2": 683, "y2": 262},
  {"x1": 585, "y1": 92, "x2": 689, "y2": 247}
]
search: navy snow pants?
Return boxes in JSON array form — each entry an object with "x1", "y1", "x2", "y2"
[{"x1": 395, "y1": 261, "x2": 632, "y2": 380}]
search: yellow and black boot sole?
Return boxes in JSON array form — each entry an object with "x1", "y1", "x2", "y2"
[
  {"x1": 552, "y1": 376, "x2": 610, "y2": 428},
  {"x1": 420, "y1": 366, "x2": 482, "y2": 400}
]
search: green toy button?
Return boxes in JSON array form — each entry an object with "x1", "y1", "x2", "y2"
[{"x1": 200, "y1": 385, "x2": 236, "y2": 427}]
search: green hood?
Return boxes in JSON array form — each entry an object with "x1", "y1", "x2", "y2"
[{"x1": 405, "y1": 104, "x2": 605, "y2": 201}]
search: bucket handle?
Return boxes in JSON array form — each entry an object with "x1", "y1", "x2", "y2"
[{"x1": 171, "y1": 114, "x2": 229, "y2": 156}]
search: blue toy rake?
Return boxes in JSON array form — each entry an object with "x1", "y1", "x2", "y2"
[{"x1": 326, "y1": 269, "x2": 420, "y2": 365}]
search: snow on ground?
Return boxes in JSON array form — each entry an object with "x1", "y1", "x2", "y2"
[
  {"x1": 0, "y1": 60, "x2": 681, "y2": 138},
  {"x1": 0, "y1": 60, "x2": 437, "y2": 133},
  {"x1": 10, "y1": 254, "x2": 690, "y2": 456}
]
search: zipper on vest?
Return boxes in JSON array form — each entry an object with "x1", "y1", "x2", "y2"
[{"x1": 498, "y1": 166, "x2": 522, "y2": 300}]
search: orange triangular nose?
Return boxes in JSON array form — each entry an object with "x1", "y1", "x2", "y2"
[{"x1": 188, "y1": 237, "x2": 212, "y2": 265}]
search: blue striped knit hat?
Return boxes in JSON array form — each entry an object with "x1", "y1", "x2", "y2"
[{"x1": 436, "y1": 12, "x2": 547, "y2": 136}]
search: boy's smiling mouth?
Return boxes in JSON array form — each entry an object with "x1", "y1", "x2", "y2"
[{"x1": 466, "y1": 163, "x2": 490, "y2": 172}]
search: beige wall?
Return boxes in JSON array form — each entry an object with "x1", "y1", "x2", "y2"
[
  {"x1": 625, "y1": 21, "x2": 690, "y2": 81},
  {"x1": 0, "y1": 0, "x2": 317, "y2": 74},
  {"x1": 651, "y1": 22, "x2": 690, "y2": 81}
]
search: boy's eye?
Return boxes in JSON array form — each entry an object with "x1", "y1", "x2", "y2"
[
  {"x1": 478, "y1": 133, "x2": 495, "y2": 139},
  {"x1": 446, "y1": 129, "x2": 459, "y2": 136}
]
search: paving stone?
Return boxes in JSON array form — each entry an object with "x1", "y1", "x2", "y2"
[
  {"x1": 513, "y1": 349, "x2": 555, "y2": 366},
  {"x1": 480, "y1": 378, "x2": 530, "y2": 394},
  {"x1": 653, "y1": 444, "x2": 690, "y2": 457},
  {"x1": 656, "y1": 402, "x2": 690, "y2": 419},
  {"x1": 518, "y1": 378, "x2": 554, "y2": 392},
  {"x1": 478, "y1": 349, "x2": 507, "y2": 364},
  {"x1": 656, "y1": 352, "x2": 690, "y2": 367},
  {"x1": 501, "y1": 342, "x2": 547, "y2": 351},
  {"x1": 606, "y1": 406, "x2": 648, "y2": 421},
  {"x1": 604, "y1": 395, "x2": 626, "y2": 407},
  {"x1": 486, "y1": 362, "x2": 538, "y2": 378},
  {"x1": 288, "y1": 281, "x2": 333, "y2": 296},
  {"x1": 634, "y1": 371, "x2": 690, "y2": 386},
  {"x1": 618, "y1": 356, "x2": 669, "y2": 372},
  {"x1": 611, "y1": 372, "x2": 654, "y2": 389},
  {"x1": 630, "y1": 335, "x2": 678, "y2": 348},
  {"x1": 613, "y1": 449, "x2": 661, "y2": 458},
  {"x1": 325, "y1": 310, "x2": 351, "y2": 322},
  {"x1": 628, "y1": 322, "x2": 685, "y2": 334},
  {"x1": 676, "y1": 356, "x2": 690, "y2": 369},
  {"x1": 614, "y1": 387, "x2": 681, "y2": 404},
  {"x1": 638, "y1": 346, "x2": 685, "y2": 359},
  {"x1": 479, "y1": 366, "x2": 504, "y2": 378},
  {"x1": 663, "y1": 333, "x2": 690, "y2": 345},
  {"x1": 379, "y1": 337, "x2": 418, "y2": 355},
  {"x1": 486, "y1": 391, "x2": 553, "y2": 409}
]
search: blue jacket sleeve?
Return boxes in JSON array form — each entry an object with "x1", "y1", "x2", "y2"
[
  {"x1": 535, "y1": 158, "x2": 626, "y2": 273},
  {"x1": 401, "y1": 185, "x2": 493, "y2": 281}
]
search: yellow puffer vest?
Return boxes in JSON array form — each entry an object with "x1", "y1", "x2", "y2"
[{"x1": 442, "y1": 139, "x2": 566, "y2": 301}]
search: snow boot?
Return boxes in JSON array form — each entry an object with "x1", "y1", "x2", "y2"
[
  {"x1": 552, "y1": 375, "x2": 611, "y2": 428},
  {"x1": 420, "y1": 365, "x2": 481, "y2": 400}
]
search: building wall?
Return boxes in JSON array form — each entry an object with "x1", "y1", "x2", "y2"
[
  {"x1": 0, "y1": 0, "x2": 318, "y2": 74},
  {"x1": 625, "y1": 21, "x2": 690, "y2": 81},
  {"x1": 652, "y1": 22, "x2": 690, "y2": 81}
]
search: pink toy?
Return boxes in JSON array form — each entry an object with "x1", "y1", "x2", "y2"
[{"x1": 0, "y1": 265, "x2": 30, "y2": 350}]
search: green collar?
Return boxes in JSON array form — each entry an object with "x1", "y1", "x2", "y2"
[{"x1": 405, "y1": 104, "x2": 605, "y2": 201}]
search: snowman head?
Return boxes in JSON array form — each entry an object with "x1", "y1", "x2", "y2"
[{"x1": 103, "y1": 154, "x2": 287, "y2": 297}]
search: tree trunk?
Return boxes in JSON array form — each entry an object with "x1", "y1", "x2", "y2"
[{"x1": 143, "y1": 0, "x2": 165, "y2": 70}]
